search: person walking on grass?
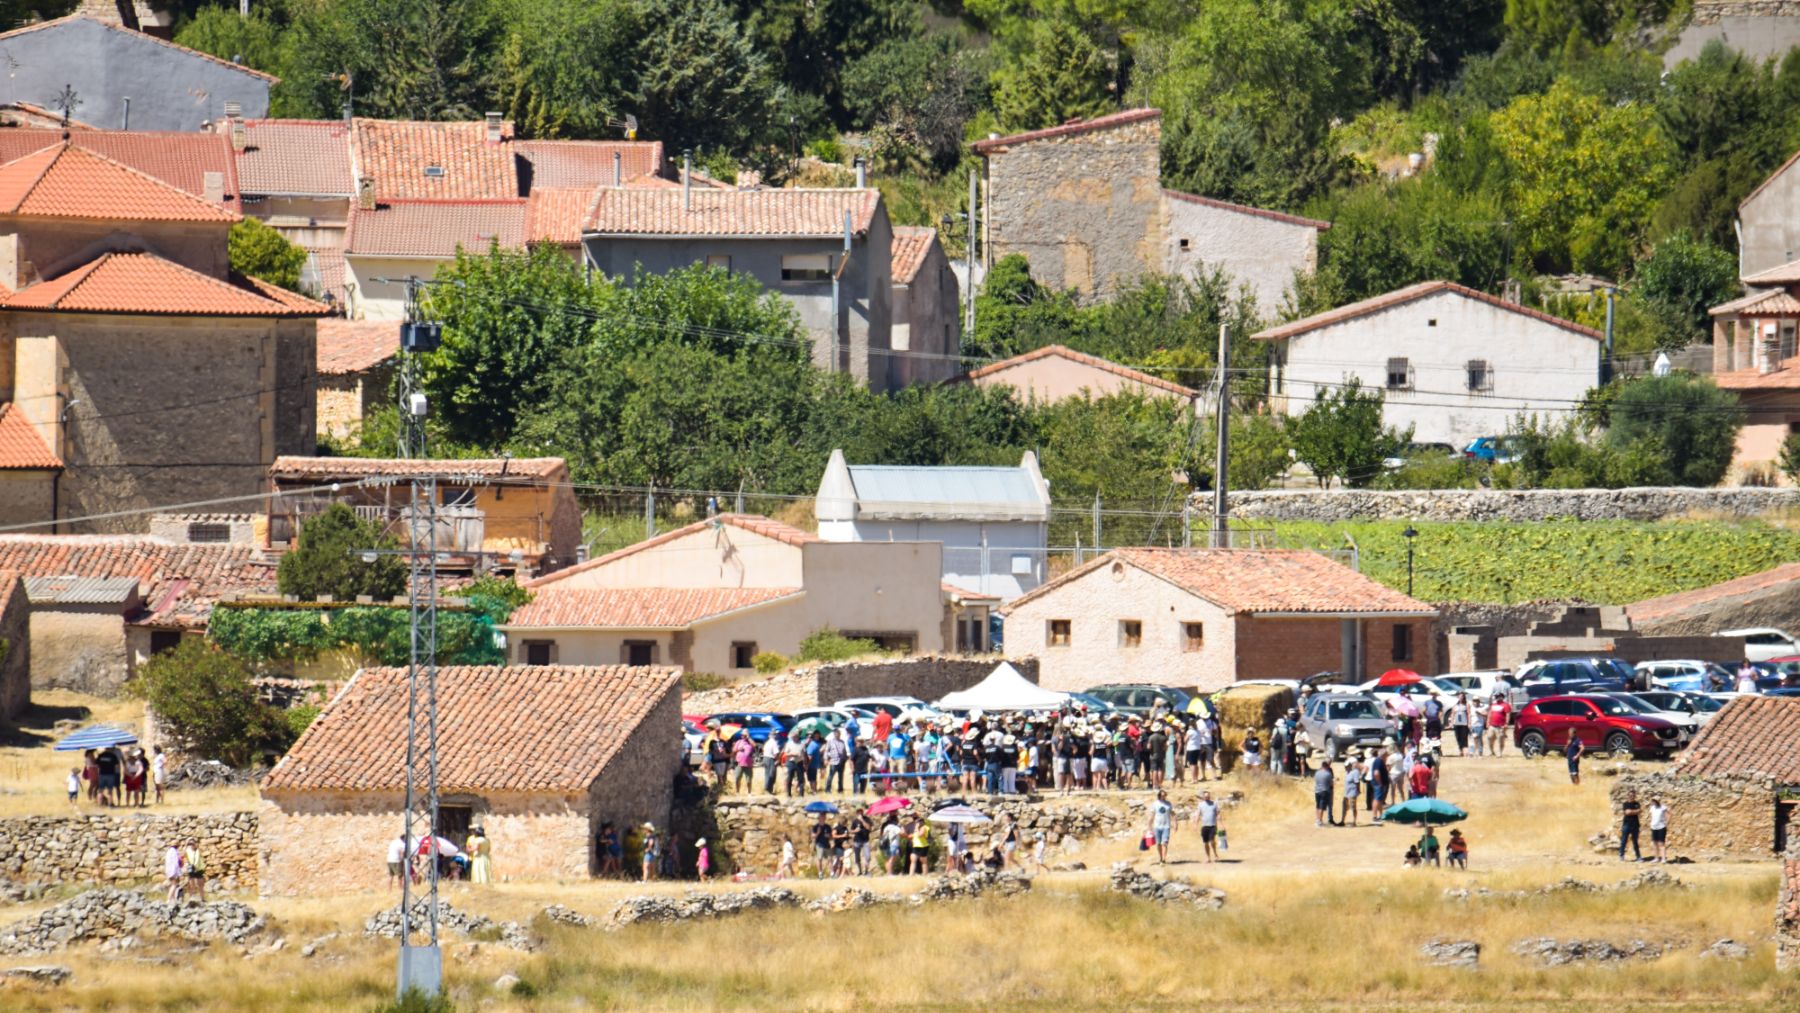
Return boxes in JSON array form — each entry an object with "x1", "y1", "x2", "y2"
[
  {"x1": 1487, "y1": 694, "x2": 1511, "y2": 756},
  {"x1": 1450, "y1": 695, "x2": 1471, "y2": 756},
  {"x1": 1314, "y1": 759, "x2": 1334, "y2": 827},
  {"x1": 181, "y1": 839, "x2": 206, "y2": 902},
  {"x1": 1649, "y1": 797, "x2": 1670, "y2": 862},
  {"x1": 696, "y1": 837, "x2": 711, "y2": 883},
  {"x1": 1341, "y1": 756, "x2": 1362, "y2": 828},
  {"x1": 776, "y1": 836, "x2": 796, "y2": 879},
  {"x1": 1469, "y1": 703, "x2": 1486, "y2": 758},
  {"x1": 1196, "y1": 791, "x2": 1222, "y2": 863},
  {"x1": 1565, "y1": 736, "x2": 1584, "y2": 785},
  {"x1": 163, "y1": 841, "x2": 184, "y2": 903},
  {"x1": 1032, "y1": 832, "x2": 1049, "y2": 873},
  {"x1": 1149, "y1": 789, "x2": 1175, "y2": 864},
  {"x1": 640, "y1": 823, "x2": 660, "y2": 882},
  {"x1": 733, "y1": 733, "x2": 755, "y2": 794},
  {"x1": 1619, "y1": 793, "x2": 1643, "y2": 862}
]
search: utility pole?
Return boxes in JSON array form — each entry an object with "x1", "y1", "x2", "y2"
[
  {"x1": 966, "y1": 167, "x2": 978, "y2": 336},
  {"x1": 1211, "y1": 324, "x2": 1231, "y2": 549},
  {"x1": 1602, "y1": 287, "x2": 1616, "y2": 386},
  {"x1": 1091, "y1": 492, "x2": 1102, "y2": 553}
]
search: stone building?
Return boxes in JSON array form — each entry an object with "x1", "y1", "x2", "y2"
[
  {"x1": 1615, "y1": 695, "x2": 1800, "y2": 860},
  {"x1": 1001, "y1": 547, "x2": 1438, "y2": 692},
  {"x1": 258, "y1": 663, "x2": 682, "y2": 895},
  {"x1": 973, "y1": 108, "x2": 1326, "y2": 309},
  {"x1": 1782, "y1": 846, "x2": 1800, "y2": 971},
  {"x1": 313, "y1": 319, "x2": 398, "y2": 440},
  {"x1": 0, "y1": 570, "x2": 28, "y2": 720},
  {"x1": 888, "y1": 225, "x2": 962, "y2": 389},
  {"x1": 1667, "y1": 1, "x2": 1800, "y2": 69}
]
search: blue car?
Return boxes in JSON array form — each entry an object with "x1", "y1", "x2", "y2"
[
  {"x1": 1463, "y1": 436, "x2": 1521, "y2": 463},
  {"x1": 705, "y1": 712, "x2": 794, "y2": 744}
]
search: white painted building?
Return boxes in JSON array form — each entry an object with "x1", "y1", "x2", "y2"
[
  {"x1": 814, "y1": 449, "x2": 1051, "y2": 602},
  {"x1": 1253, "y1": 281, "x2": 1603, "y2": 447},
  {"x1": 1162, "y1": 190, "x2": 1328, "y2": 312}
]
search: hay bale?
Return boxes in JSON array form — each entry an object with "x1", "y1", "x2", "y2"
[{"x1": 1211, "y1": 684, "x2": 1294, "y2": 774}]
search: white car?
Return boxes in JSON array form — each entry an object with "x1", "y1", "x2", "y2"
[
  {"x1": 1634, "y1": 659, "x2": 1730, "y2": 691},
  {"x1": 1427, "y1": 670, "x2": 1525, "y2": 707},
  {"x1": 1719, "y1": 627, "x2": 1800, "y2": 663},
  {"x1": 832, "y1": 696, "x2": 935, "y2": 720},
  {"x1": 791, "y1": 706, "x2": 876, "y2": 740},
  {"x1": 1632, "y1": 690, "x2": 1726, "y2": 724}
]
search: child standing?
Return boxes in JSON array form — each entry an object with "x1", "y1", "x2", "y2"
[
  {"x1": 696, "y1": 837, "x2": 711, "y2": 882},
  {"x1": 66, "y1": 768, "x2": 80, "y2": 809},
  {"x1": 776, "y1": 836, "x2": 796, "y2": 879},
  {"x1": 1031, "y1": 832, "x2": 1048, "y2": 873}
]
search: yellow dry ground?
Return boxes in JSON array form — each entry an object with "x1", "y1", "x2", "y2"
[{"x1": 0, "y1": 696, "x2": 1789, "y2": 1010}]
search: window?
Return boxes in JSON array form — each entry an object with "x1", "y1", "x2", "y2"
[
  {"x1": 1048, "y1": 619, "x2": 1071, "y2": 647},
  {"x1": 1428, "y1": 318, "x2": 1438, "y2": 327},
  {"x1": 423, "y1": 165, "x2": 446, "y2": 178},
  {"x1": 1391, "y1": 623, "x2": 1412, "y2": 662},
  {"x1": 149, "y1": 630, "x2": 183, "y2": 656},
  {"x1": 731, "y1": 641, "x2": 757, "y2": 669},
  {"x1": 1386, "y1": 357, "x2": 1412, "y2": 390},
  {"x1": 1182, "y1": 622, "x2": 1204, "y2": 652},
  {"x1": 1466, "y1": 359, "x2": 1493, "y2": 393},
  {"x1": 523, "y1": 641, "x2": 553, "y2": 666},
  {"x1": 706, "y1": 254, "x2": 731, "y2": 271},
  {"x1": 187, "y1": 522, "x2": 230, "y2": 543},
  {"x1": 624, "y1": 640, "x2": 657, "y2": 666},
  {"x1": 1119, "y1": 620, "x2": 1142, "y2": 648},
  {"x1": 1178, "y1": 238, "x2": 1191, "y2": 250},
  {"x1": 1011, "y1": 555, "x2": 1034, "y2": 575},
  {"x1": 780, "y1": 254, "x2": 831, "y2": 282},
  {"x1": 441, "y1": 486, "x2": 476, "y2": 507}
]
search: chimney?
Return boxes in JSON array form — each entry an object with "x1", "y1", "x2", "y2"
[
  {"x1": 202, "y1": 171, "x2": 224, "y2": 205},
  {"x1": 230, "y1": 119, "x2": 248, "y2": 153},
  {"x1": 854, "y1": 156, "x2": 866, "y2": 188},
  {"x1": 613, "y1": 150, "x2": 621, "y2": 187},
  {"x1": 683, "y1": 148, "x2": 692, "y2": 212},
  {"x1": 357, "y1": 176, "x2": 375, "y2": 212},
  {"x1": 485, "y1": 111, "x2": 503, "y2": 143}
]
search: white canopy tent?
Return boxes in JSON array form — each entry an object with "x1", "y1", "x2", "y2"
[{"x1": 935, "y1": 662, "x2": 1069, "y2": 712}]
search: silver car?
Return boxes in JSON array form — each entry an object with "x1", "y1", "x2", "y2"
[{"x1": 1301, "y1": 693, "x2": 1398, "y2": 760}]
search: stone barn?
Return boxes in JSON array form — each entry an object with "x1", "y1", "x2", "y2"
[
  {"x1": 1615, "y1": 695, "x2": 1800, "y2": 860},
  {"x1": 258, "y1": 663, "x2": 681, "y2": 895}
]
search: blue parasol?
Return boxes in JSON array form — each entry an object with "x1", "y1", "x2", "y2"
[
  {"x1": 1381, "y1": 797, "x2": 1467, "y2": 825},
  {"x1": 803, "y1": 801, "x2": 840, "y2": 814},
  {"x1": 54, "y1": 724, "x2": 139, "y2": 751}
]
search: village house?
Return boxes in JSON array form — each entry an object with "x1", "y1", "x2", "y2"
[
  {"x1": 888, "y1": 225, "x2": 962, "y2": 388},
  {"x1": 948, "y1": 343, "x2": 1202, "y2": 412},
  {"x1": 0, "y1": 15, "x2": 274, "y2": 132},
  {"x1": 972, "y1": 108, "x2": 1327, "y2": 309},
  {"x1": 1253, "y1": 280, "x2": 1603, "y2": 447},
  {"x1": 1708, "y1": 261, "x2": 1800, "y2": 478},
  {"x1": 258, "y1": 663, "x2": 681, "y2": 895},
  {"x1": 0, "y1": 140, "x2": 327, "y2": 533},
  {"x1": 1616, "y1": 695, "x2": 1800, "y2": 860},
  {"x1": 313, "y1": 319, "x2": 399, "y2": 441},
  {"x1": 1001, "y1": 547, "x2": 1438, "y2": 692},
  {"x1": 0, "y1": 570, "x2": 30, "y2": 721},
  {"x1": 815, "y1": 449, "x2": 1052, "y2": 602},
  {"x1": 265, "y1": 456, "x2": 583, "y2": 577},
  {"x1": 505, "y1": 512, "x2": 947, "y2": 670},
  {"x1": 1736, "y1": 143, "x2": 1800, "y2": 282},
  {"x1": 1625, "y1": 562, "x2": 1800, "y2": 636}
]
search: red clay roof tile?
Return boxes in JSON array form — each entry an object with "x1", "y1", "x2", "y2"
[
  {"x1": 0, "y1": 130, "x2": 238, "y2": 210},
  {"x1": 345, "y1": 199, "x2": 527, "y2": 258},
  {"x1": 525, "y1": 186, "x2": 599, "y2": 246},
  {"x1": 270, "y1": 455, "x2": 566, "y2": 480},
  {"x1": 1252, "y1": 281, "x2": 1602, "y2": 343},
  {"x1": 506, "y1": 587, "x2": 802, "y2": 629},
  {"x1": 315, "y1": 320, "x2": 400, "y2": 375},
  {"x1": 584, "y1": 188, "x2": 880, "y2": 237},
  {"x1": 972, "y1": 108, "x2": 1162, "y2": 154},
  {"x1": 235, "y1": 119, "x2": 354, "y2": 196},
  {"x1": 527, "y1": 513, "x2": 819, "y2": 588},
  {"x1": 1627, "y1": 563, "x2": 1800, "y2": 626},
  {"x1": 955, "y1": 344, "x2": 1198, "y2": 399},
  {"x1": 2, "y1": 252, "x2": 329, "y2": 317},
  {"x1": 514, "y1": 140, "x2": 664, "y2": 188},
  {"x1": 1671, "y1": 695, "x2": 1800, "y2": 782},
  {"x1": 891, "y1": 225, "x2": 936, "y2": 285},
  {"x1": 0, "y1": 535, "x2": 275, "y2": 628},
  {"x1": 0, "y1": 142, "x2": 237, "y2": 222},
  {"x1": 0, "y1": 403, "x2": 58, "y2": 469},
  {"x1": 262, "y1": 664, "x2": 681, "y2": 794},
  {"x1": 351, "y1": 118, "x2": 518, "y2": 201},
  {"x1": 1005, "y1": 547, "x2": 1436, "y2": 616}
]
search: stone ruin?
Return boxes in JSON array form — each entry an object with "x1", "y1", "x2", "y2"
[
  {"x1": 1442, "y1": 868, "x2": 1685, "y2": 902},
  {"x1": 0, "y1": 888, "x2": 265, "y2": 956},
  {"x1": 363, "y1": 899, "x2": 536, "y2": 951},
  {"x1": 587, "y1": 869, "x2": 1036, "y2": 931},
  {"x1": 1106, "y1": 862, "x2": 1227, "y2": 909}
]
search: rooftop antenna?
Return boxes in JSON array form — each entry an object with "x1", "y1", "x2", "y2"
[{"x1": 53, "y1": 84, "x2": 79, "y2": 130}]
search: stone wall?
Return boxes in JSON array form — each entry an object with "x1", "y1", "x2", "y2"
[
  {"x1": 685, "y1": 656, "x2": 1037, "y2": 714},
  {"x1": 1694, "y1": 0, "x2": 1800, "y2": 23},
  {"x1": 1611, "y1": 773, "x2": 1777, "y2": 860},
  {"x1": 1780, "y1": 846, "x2": 1800, "y2": 972},
  {"x1": 28, "y1": 608, "x2": 129, "y2": 694},
  {"x1": 1224, "y1": 488, "x2": 1800, "y2": 523},
  {"x1": 0, "y1": 812, "x2": 257, "y2": 891}
]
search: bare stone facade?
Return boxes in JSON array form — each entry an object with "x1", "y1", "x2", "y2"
[
  {"x1": 0, "y1": 573, "x2": 28, "y2": 719},
  {"x1": 1780, "y1": 846, "x2": 1800, "y2": 971},
  {"x1": 0, "y1": 812, "x2": 257, "y2": 891},
  {"x1": 1693, "y1": 0, "x2": 1800, "y2": 22},
  {"x1": 1611, "y1": 773, "x2": 1781, "y2": 860},
  {"x1": 28, "y1": 607, "x2": 129, "y2": 694}
]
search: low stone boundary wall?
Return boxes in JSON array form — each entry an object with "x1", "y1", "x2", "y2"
[
  {"x1": 0, "y1": 812, "x2": 258, "y2": 891},
  {"x1": 1223, "y1": 488, "x2": 1800, "y2": 523},
  {"x1": 1610, "y1": 772, "x2": 1773, "y2": 861},
  {"x1": 686, "y1": 656, "x2": 1039, "y2": 714}
]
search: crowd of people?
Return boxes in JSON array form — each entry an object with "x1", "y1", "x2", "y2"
[
  {"x1": 384, "y1": 828, "x2": 494, "y2": 888},
  {"x1": 71, "y1": 745, "x2": 165, "y2": 809}
]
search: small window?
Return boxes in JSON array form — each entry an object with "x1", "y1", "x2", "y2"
[
  {"x1": 624, "y1": 640, "x2": 657, "y2": 666},
  {"x1": 1466, "y1": 359, "x2": 1493, "y2": 393},
  {"x1": 1048, "y1": 620, "x2": 1071, "y2": 647},
  {"x1": 1011, "y1": 555, "x2": 1033, "y2": 575},
  {"x1": 187, "y1": 522, "x2": 230, "y2": 543},
  {"x1": 1119, "y1": 620, "x2": 1142, "y2": 648},
  {"x1": 731, "y1": 641, "x2": 757, "y2": 669},
  {"x1": 524, "y1": 641, "x2": 553, "y2": 666},
  {"x1": 423, "y1": 165, "x2": 446, "y2": 178},
  {"x1": 441, "y1": 486, "x2": 476, "y2": 507},
  {"x1": 1386, "y1": 357, "x2": 1412, "y2": 390},
  {"x1": 1428, "y1": 318, "x2": 1438, "y2": 327},
  {"x1": 1178, "y1": 238, "x2": 1190, "y2": 250},
  {"x1": 780, "y1": 254, "x2": 831, "y2": 282},
  {"x1": 149, "y1": 630, "x2": 184, "y2": 656},
  {"x1": 1182, "y1": 622, "x2": 1204, "y2": 652},
  {"x1": 706, "y1": 254, "x2": 731, "y2": 271},
  {"x1": 1392, "y1": 623, "x2": 1412, "y2": 662}
]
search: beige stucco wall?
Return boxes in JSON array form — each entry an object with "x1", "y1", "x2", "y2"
[
  {"x1": 970, "y1": 355, "x2": 1191, "y2": 407},
  {"x1": 888, "y1": 241, "x2": 961, "y2": 390},
  {"x1": 1163, "y1": 196, "x2": 1319, "y2": 314},
  {"x1": 346, "y1": 256, "x2": 443, "y2": 320},
  {"x1": 30, "y1": 607, "x2": 130, "y2": 694},
  {"x1": 547, "y1": 524, "x2": 807, "y2": 589},
  {"x1": 1741, "y1": 158, "x2": 1800, "y2": 279}
]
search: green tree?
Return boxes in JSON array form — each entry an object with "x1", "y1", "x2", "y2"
[
  {"x1": 1297, "y1": 177, "x2": 1511, "y2": 311},
  {"x1": 634, "y1": 0, "x2": 780, "y2": 155},
  {"x1": 1603, "y1": 373, "x2": 1743, "y2": 486},
  {"x1": 1780, "y1": 432, "x2": 1800, "y2": 486},
  {"x1": 276, "y1": 502, "x2": 409, "y2": 601},
  {"x1": 991, "y1": 18, "x2": 1114, "y2": 132},
  {"x1": 228, "y1": 217, "x2": 309, "y2": 293},
  {"x1": 1031, "y1": 392, "x2": 1198, "y2": 504},
  {"x1": 1632, "y1": 230, "x2": 1739, "y2": 348},
  {"x1": 842, "y1": 33, "x2": 990, "y2": 170},
  {"x1": 279, "y1": 0, "x2": 501, "y2": 120},
  {"x1": 493, "y1": 0, "x2": 640, "y2": 139},
  {"x1": 731, "y1": 0, "x2": 915, "y2": 123},
  {"x1": 967, "y1": 254, "x2": 1080, "y2": 360},
  {"x1": 1287, "y1": 378, "x2": 1410, "y2": 488},
  {"x1": 173, "y1": 6, "x2": 285, "y2": 75},
  {"x1": 127, "y1": 639, "x2": 288, "y2": 766}
]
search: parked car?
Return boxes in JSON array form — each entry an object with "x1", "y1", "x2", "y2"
[
  {"x1": 1383, "y1": 442, "x2": 1460, "y2": 470},
  {"x1": 704, "y1": 711, "x2": 794, "y2": 745},
  {"x1": 1634, "y1": 659, "x2": 1734, "y2": 693},
  {"x1": 1463, "y1": 435, "x2": 1521, "y2": 463},
  {"x1": 791, "y1": 706, "x2": 877, "y2": 740},
  {"x1": 1513, "y1": 695, "x2": 1682, "y2": 758},
  {"x1": 1300, "y1": 693, "x2": 1398, "y2": 760},
  {"x1": 1519, "y1": 657, "x2": 1636, "y2": 690},
  {"x1": 1719, "y1": 627, "x2": 1800, "y2": 663},
  {"x1": 831, "y1": 697, "x2": 938, "y2": 722},
  {"x1": 1632, "y1": 690, "x2": 1726, "y2": 723},
  {"x1": 1065, "y1": 691, "x2": 1119, "y2": 715},
  {"x1": 682, "y1": 720, "x2": 707, "y2": 769},
  {"x1": 1430, "y1": 670, "x2": 1527, "y2": 707},
  {"x1": 1595, "y1": 692, "x2": 1701, "y2": 744},
  {"x1": 1084, "y1": 684, "x2": 1194, "y2": 715}
]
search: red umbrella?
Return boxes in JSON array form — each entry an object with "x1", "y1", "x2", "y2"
[
  {"x1": 867, "y1": 796, "x2": 912, "y2": 815},
  {"x1": 1377, "y1": 668, "x2": 1422, "y2": 687}
]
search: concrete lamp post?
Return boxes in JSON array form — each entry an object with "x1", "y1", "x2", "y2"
[{"x1": 1402, "y1": 525, "x2": 1418, "y2": 598}]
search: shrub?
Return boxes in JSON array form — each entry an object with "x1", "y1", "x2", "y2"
[
  {"x1": 682, "y1": 671, "x2": 728, "y2": 692},
  {"x1": 126, "y1": 639, "x2": 289, "y2": 766},
  {"x1": 752, "y1": 651, "x2": 788, "y2": 675},
  {"x1": 1780, "y1": 432, "x2": 1800, "y2": 486},
  {"x1": 796, "y1": 629, "x2": 884, "y2": 663},
  {"x1": 276, "y1": 503, "x2": 408, "y2": 602},
  {"x1": 805, "y1": 136, "x2": 845, "y2": 164}
]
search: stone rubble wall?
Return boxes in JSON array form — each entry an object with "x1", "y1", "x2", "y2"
[
  {"x1": 1223, "y1": 487, "x2": 1800, "y2": 523},
  {"x1": 1779, "y1": 846, "x2": 1800, "y2": 971},
  {"x1": 0, "y1": 813, "x2": 257, "y2": 891},
  {"x1": 685, "y1": 656, "x2": 1039, "y2": 714},
  {"x1": 1610, "y1": 773, "x2": 1775, "y2": 861},
  {"x1": 0, "y1": 887, "x2": 265, "y2": 955},
  {"x1": 1694, "y1": 1, "x2": 1800, "y2": 24}
]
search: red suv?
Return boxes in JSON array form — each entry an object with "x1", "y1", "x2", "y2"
[{"x1": 1514, "y1": 694, "x2": 1682, "y2": 758}]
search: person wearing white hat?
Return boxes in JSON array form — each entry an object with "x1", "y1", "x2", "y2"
[
  {"x1": 1000, "y1": 733, "x2": 1019, "y2": 794},
  {"x1": 640, "y1": 822, "x2": 659, "y2": 882},
  {"x1": 696, "y1": 837, "x2": 711, "y2": 882}
]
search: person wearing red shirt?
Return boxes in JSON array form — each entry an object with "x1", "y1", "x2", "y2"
[
  {"x1": 1409, "y1": 757, "x2": 1434, "y2": 800},
  {"x1": 873, "y1": 709, "x2": 893, "y2": 743}
]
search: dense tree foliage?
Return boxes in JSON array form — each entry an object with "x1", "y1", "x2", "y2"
[
  {"x1": 276, "y1": 503, "x2": 408, "y2": 601},
  {"x1": 227, "y1": 218, "x2": 309, "y2": 293},
  {"x1": 127, "y1": 640, "x2": 290, "y2": 766}
]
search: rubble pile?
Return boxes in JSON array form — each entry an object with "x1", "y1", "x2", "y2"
[
  {"x1": 0, "y1": 889, "x2": 265, "y2": 955},
  {"x1": 364, "y1": 900, "x2": 535, "y2": 951},
  {"x1": 1107, "y1": 862, "x2": 1227, "y2": 909}
]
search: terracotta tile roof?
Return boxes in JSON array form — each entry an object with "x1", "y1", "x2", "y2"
[
  {"x1": 351, "y1": 118, "x2": 518, "y2": 200},
  {"x1": 506, "y1": 586, "x2": 802, "y2": 629},
  {"x1": 526, "y1": 186, "x2": 599, "y2": 245},
  {"x1": 1671, "y1": 695, "x2": 1800, "y2": 782},
  {"x1": 1005, "y1": 547, "x2": 1436, "y2": 616},
  {"x1": 0, "y1": 534, "x2": 276, "y2": 629},
  {"x1": 345, "y1": 199, "x2": 527, "y2": 258},
  {"x1": 235, "y1": 119, "x2": 354, "y2": 196},
  {"x1": 0, "y1": 142, "x2": 237, "y2": 222},
  {"x1": 0, "y1": 102, "x2": 93, "y2": 129},
  {"x1": 1710, "y1": 289, "x2": 1786, "y2": 316},
  {"x1": 315, "y1": 319, "x2": 399, "y2": 375},
  {"x1": 1628, "y1": 563, "x2": 1800, "y2": 625},
  {"x1": 1714, "y1": 355, "x2": 1800, "y2": 391},
  {"x1": 1163, "y1": 188, "x2": 1331, "y2": 231},
  {"x1": 1742, "y1": 258, "x2": 1800, "y2": 287},
  {"x1": 0, "y1": 130, "x2": 238, "y2": 209},
  {"x1": 973, "y1": 108, "x2": 1162, "y2": 154},
  {"x1": 271, "y1": 455, "x2": 567, "y2": 481},
  {"x1": 3, "y1": 251, "x2": 329, "y2": 316},
  {"x1": 955, "y1": 344, "x2": 1198, "y2": 399},
  {"x1": 527, "y1": 513, "x2": 819, "y2": 588},
  {"x1": 1712, "y1": 290, "x2": 1800, "y2": 318},
  {"x1": 584, "y1": 187, "x2": 881, "y2": 237},
  {"x1": 0, "y1": 403, "x2": 59, "y2": 469},
  {"x1": 891, "y1": 226, "x2": 937, "y2": 285},
  {"x1": 1252, "y1": 280, "x2": 1603, "y2": 343},
  {"x1": 514, "y1": 140, "x2": 665, "y2": 188},
  {"x1": 0, "y1": 15, "x2": 280, "y2": 83},
  {"x1": 262, "y1": 663, "x2": 681, "y2": 794}
]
